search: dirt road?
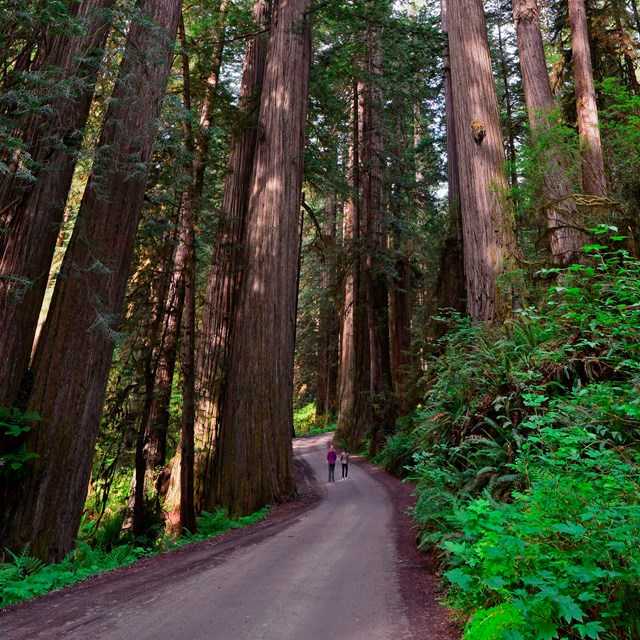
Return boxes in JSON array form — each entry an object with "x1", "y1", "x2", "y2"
[{"x1": 0, "y1": 433, "x2": 458, "y2": 640}]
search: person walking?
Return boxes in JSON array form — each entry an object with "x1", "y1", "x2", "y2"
[
  {"x1": 340, "y1": 449, "x2": 350, "y2": 479},
  {"x1": 327, "y1": 445, "x2": 337, "y2": 482}
]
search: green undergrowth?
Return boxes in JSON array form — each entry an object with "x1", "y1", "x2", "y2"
[
  {"x1": 0, "y1": 507, "x2": 268, "y2": 608},
  {"x1": 378, "y1": 242, "x2": 640, "y2": 639},
  {"x1": 294, "y1": 402, "x2": 337, "y2": 436}
]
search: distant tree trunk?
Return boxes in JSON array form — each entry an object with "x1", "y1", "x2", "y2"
[
  {"x1": 495, "y1": 18, "x2": 518, "y2": 188},
  {"x1": 389, "y1": 111, "x2": 413, "y2": 415},
  {"x1": 177, "y1": 15, "x2": 198, "y2": 534},
  {"x1": 568, "y1": 0, "x2": 607, "y2": 196},
  {"x1": 193, "y1": 0, "x2": 270, "y2": 514},
  {"x1": 179, "y1": 201, "x2": 197, "y2": 534},
  {"x1": 448, "y1": 0, "x2": 519, "y2": 321},
  {"x1": 315, "y1": 196, "x2": 339, "y2": 418},
  {"x1": 342, "y1": 80, "x2": 374, "y2": 452},
  {"x1": 129, "y1": 222, "x2": 179, "y2": 537},
  {"x1": 0, "y1": 0, "x2": 183, "y2": 562},
  {"x1": 513, "y1": 0, "x2": 589, "y2": 264},
  {"x1": 0, "y1": 0, "x2": 115, "y2": 409},
  {"x1": 435, "y1": 0, "x2": 466, "y2": 318},
  {"x1": 613, "y1": 9, "x2": 640, "y2": 95},
  {"x1": 337, "y1": 80, "x2": 360, "y2": 440},
  {"x1": 362, "y1": 30, "x2": 394, "y2": 457},
  {"x1": 146, "y1": 3, "x2": 229, "y2": 523},
  {"x1": 142, "y1": 239, "x2": 185, "y2": 471},
  {"x1": 211, "y1": 0, "x2": 312, "y2": 516}
]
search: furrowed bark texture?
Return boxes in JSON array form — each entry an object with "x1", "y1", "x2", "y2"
[
  {"x1": 448, "y1": 0, "x2": 518, "y2": 321},
  {"x1": 140, "y1": 3, "x2": 229, "y2": 521},
  {"x1": 0, "y1": 0, "x2": 115, "y2": 408},
  {"x1": 212, "y1": 0, "x2": 312, "y2": 516},
  {"x1": 0, "y1": 0, "x2": 183, "y2": 562},
  {"x1": 193, "y1": 0, "x2": 270, "y2": 514},
  {"x1": 568, "y1": 0, "x2": 607, "y2": 197},
  {"x1": 513, "y1": 0, "x2": 589, "y2": 264},
  {"x1": 315, "y1": 196, "x2": 339, "y2": 417},
  {"x1": 179, "y1": 197, "x2": 197, "y2": 534},
  {"x1": 362, "y1": 30, "x2": 394, "y2": 456},
  {"x1": 389, "y1": 110, "x2": 414, "y2": 416},
  {"x1": 435, "y1": 0, "x2": 466, "y2": 319},
  {"x1": 337, "y1": 80, "x2": 360, "y2": 440}
]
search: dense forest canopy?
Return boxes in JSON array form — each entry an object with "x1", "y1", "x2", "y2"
[{"x1": 1, "y1": 0, "x2": 639, "y2": 635}]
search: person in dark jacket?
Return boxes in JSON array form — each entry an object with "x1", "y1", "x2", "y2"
[
  {"x1": 340, "y1": 449, "x2": 350, "y2": 479},
  {"x1": 327, "y1": 445, "x2": 337, "y2": 482}
]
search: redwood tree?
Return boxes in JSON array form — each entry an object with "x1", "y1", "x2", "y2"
[
  {"x1": 512, "y1": 0, "x2": 588, "y2": 265},
  {"x1": 0, "y1": 0, "x2": 183, "y2": 561},
  {"x1": 0, "y1": 0, "x2": 115, "y2": 409},
  {"x1": 448, "y1": 0, "x2": 519, "y2": 321},
  {"x1": 211, "y1": 0, "x2": 313, "y2": 516},
  {"x1": 568, "y1": 0, "x2": 608, "y2": 196},
  {"x1": 192, "y1": 0, "x2": 270, "y2": 513}
]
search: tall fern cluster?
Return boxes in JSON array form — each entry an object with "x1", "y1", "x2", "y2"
[{"x1": 379, "y1": 244, "x2": 640, "y2": 639}]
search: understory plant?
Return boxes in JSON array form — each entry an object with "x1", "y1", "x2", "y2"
[
  {"x1": 379, "y1": 244, "x2": 640, "y2": 638},
  {"x1": 0, "y1": 507, "x2": 269, "y2": 607}
]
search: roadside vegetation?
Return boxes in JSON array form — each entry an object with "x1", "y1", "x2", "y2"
[
  {"x1": 293, "y1": 403, "x2": 337, "y2": 436},
  {"x1": 0, "y1": 506, "x2": 268, "y2": 607},
  {"x1": 375, "y1": 243, "x2": 640, "y2": 639}
]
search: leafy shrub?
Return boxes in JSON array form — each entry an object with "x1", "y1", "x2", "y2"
[
  {"x1": 293, "y1": 402, "x2": 336, "y2": 435},
  {"x1": 381, "y1": 246, "x2": 640, "y2": 638},
  {"x1": 443, "y1": 421, "x2": 640, "y2": 640},
  {"x1": 374, "y1": 431, "x2": 416, "y2": 478}
]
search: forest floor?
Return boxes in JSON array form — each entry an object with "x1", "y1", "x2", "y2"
[{"x1": 0, "y1": 433, "x2": 459, "y2": 640}]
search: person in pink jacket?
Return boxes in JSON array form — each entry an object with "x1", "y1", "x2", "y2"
[{"x1": 327, "y1": 445, "x2": 337, "y2": 482}]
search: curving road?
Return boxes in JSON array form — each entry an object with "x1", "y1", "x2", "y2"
[{"x1": 0, "y1": 433, "x2": 413, "y2": 640}]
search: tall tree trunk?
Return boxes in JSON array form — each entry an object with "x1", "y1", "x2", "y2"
[
  {"x1": 211, "y1": 0, "x2": 312, "y2": 516},
  {"x1": 389, "y1": 110, "x2": 414, "y2": 414},
  {"x1": 495, "y1": 18, "x2": 518, "y2": 188},
  {"x1": 0, "y1": 0, "x2": 115, "y2": 409},
  {"x1": 448, "y1": 0, "x2": 519, "y2": 321},
  {"x1": 435, "y1": 0, "x2": 466, "y2": 320},
  {"x1": 193, "y1": 0, "x2": 270, "y2": 514},
  {"x1": 177, "y1": 16, "x2": 197, "y2": 534},
  {"x1": 315, "y1": 196, "x2": 339, "y2": 418},
  {"x1": 568, "y1": 0, "x2": 607, "y2": 196},
  {"x1": 362, "y1": 29, "x2": 394, "y2": 456},
  {"x1": 0, "y1": 0, "x2": 183, "y2": 562},
  {"x1": 143, "y1": 1, "x2": 230, "y2": 521},
  {"x1": 179, "y1": 200, "x2": 197, "y2": 534},
  {"x1": 336, "y1": 80, "x2": 369, "y2": 449},
  {"x1": 513, "y1": 0, "x2": 589, "y2": 264}
]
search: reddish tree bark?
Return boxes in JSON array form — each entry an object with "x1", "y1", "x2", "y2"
[
  {"x1": 192, "y1": 0, "x2": 270, "y2": 514},
  {"x1": 361, "y1": 29, "x2": 395, "y2": 456},
  {"x1": 435, "y1": 0, "x2": 467, "y2": 316},
  {"x1": 336, "y1": 80, "x2": 371, "y2": 449},
  {"x1": 448, "y1": 0, "x2": 519, "y2": 321},
  {"x1": 389, "y1": 140, "x2": 414, "y2": 417},
  {"x1": 513, "y1": 0, "x2": 589, "y2": 265},
  {"x1": 568, "y1": 0, "x2": 607, "y2": 196},
  {"x1": 211, "y1": 0, "x2": 313, "y2": 516},
  {"x1": 135, "y1": 3, "x2": 230, "y2": 526},
  {"x1": 0, "y1": 0, "x2": 115, "y2": 409},
  {"x1": 315, "y1": 196, "x2": 339, "y2": 418},
  {"x1": 0, "y1": 0, "x2": 183, "y2": 562}
]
